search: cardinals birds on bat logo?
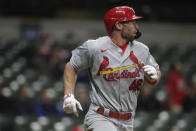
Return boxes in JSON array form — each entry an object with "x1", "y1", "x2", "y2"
[{"x1": 96, "y1": 52, "x2": 142, "y2": 76}]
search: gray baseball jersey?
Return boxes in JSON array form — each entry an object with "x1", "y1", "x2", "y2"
[{"x1": 69, "y1": 36, "x2": 159, "y2": 130}]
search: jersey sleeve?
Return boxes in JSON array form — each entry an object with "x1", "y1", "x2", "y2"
[
  {"x1": 69, "y1": 42, "x2": 91, "y2": 72},
  {"x1": 145, "y1": 51, "x2": 159, "y2": 70}
]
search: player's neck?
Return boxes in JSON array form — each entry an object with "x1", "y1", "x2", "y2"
[{"x1": 110, "y1": 33, "x2": 128, "y2": 46}]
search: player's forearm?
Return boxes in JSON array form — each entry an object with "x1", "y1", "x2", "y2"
[{"x1": 63, "y1": 62, "x2": 77, "y2": 94}]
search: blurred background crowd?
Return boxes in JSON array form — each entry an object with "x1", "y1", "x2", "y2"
[{"x1": 0, "y1": 0, "x2": 196, "y2": 131}]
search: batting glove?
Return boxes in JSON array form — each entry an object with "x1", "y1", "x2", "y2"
[
  {"x1": 142, "y1": 65, "x2": 158, "y2": 80},
  {"x1": 63, "y1": 93, "x2": 83, "y2": 117}
]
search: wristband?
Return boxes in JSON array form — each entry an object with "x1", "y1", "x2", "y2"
[
  {"x1": 64, "y1": 93, "x2": 72, "y2": 99},
  {"x1": 145, "y1": 78, "x2": 157, "y2": 85}
]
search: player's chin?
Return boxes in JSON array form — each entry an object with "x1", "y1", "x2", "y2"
[
  {"x1": 133, "y1": 33, "x2": 139, "y2": 40},
  {"x1": 122, "y1": 33, "x2": 135, "y2": 41},
  {"x1": 133, "y1": 32, "x2": 137, "y2": 37},
  {"x1": 127, "y1": 35, "x2": 136, "y2": 41}
]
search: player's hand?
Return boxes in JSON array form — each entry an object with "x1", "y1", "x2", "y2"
[
  {"x1": 63, "y1": 93, "x2": 83, "y2": 117},
  {"x1": 142, "y1": 65, "x2": 158, "y2": 80}
]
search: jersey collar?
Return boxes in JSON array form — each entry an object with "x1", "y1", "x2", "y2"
[{"x1": 107, "y1": 36, "x2": 133, "y2": 64}]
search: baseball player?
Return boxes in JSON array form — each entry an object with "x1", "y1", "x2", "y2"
[{"x1": 63, "y1": 6, "x2": 161, "y2": 131}]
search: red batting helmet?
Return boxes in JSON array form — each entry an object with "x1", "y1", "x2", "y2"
[{"x1": 104, "y1": 6, "x2": 142, "y2": 34}]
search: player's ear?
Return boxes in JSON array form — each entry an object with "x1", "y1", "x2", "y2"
[{"x1": 114, "y1": 22, "x2": 123, "y2": 31}]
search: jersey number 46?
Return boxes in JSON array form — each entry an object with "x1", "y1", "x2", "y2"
[{"x1": 129, "y1": 79, "x2": 143, "y2": 91}]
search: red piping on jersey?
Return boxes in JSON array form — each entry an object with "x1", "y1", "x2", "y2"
[{"x1": 108, "y1": 36, "x2": 128, "y2": 54}]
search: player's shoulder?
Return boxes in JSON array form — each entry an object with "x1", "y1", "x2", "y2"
[
  {"x1": 84, "y1": 36, "x2": 108, "y2": 49},
  {"x1": 132, "y1": 40, "x2": 149, "y2": 51}
]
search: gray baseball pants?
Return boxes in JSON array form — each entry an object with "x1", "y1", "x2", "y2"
[{"x1": 84, "y1": 104, "x2": 134, "y2": 131}]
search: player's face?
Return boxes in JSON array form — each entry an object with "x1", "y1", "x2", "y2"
[{"x1": 120, "y1": 20, "x2": 139, "y2": 41}]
